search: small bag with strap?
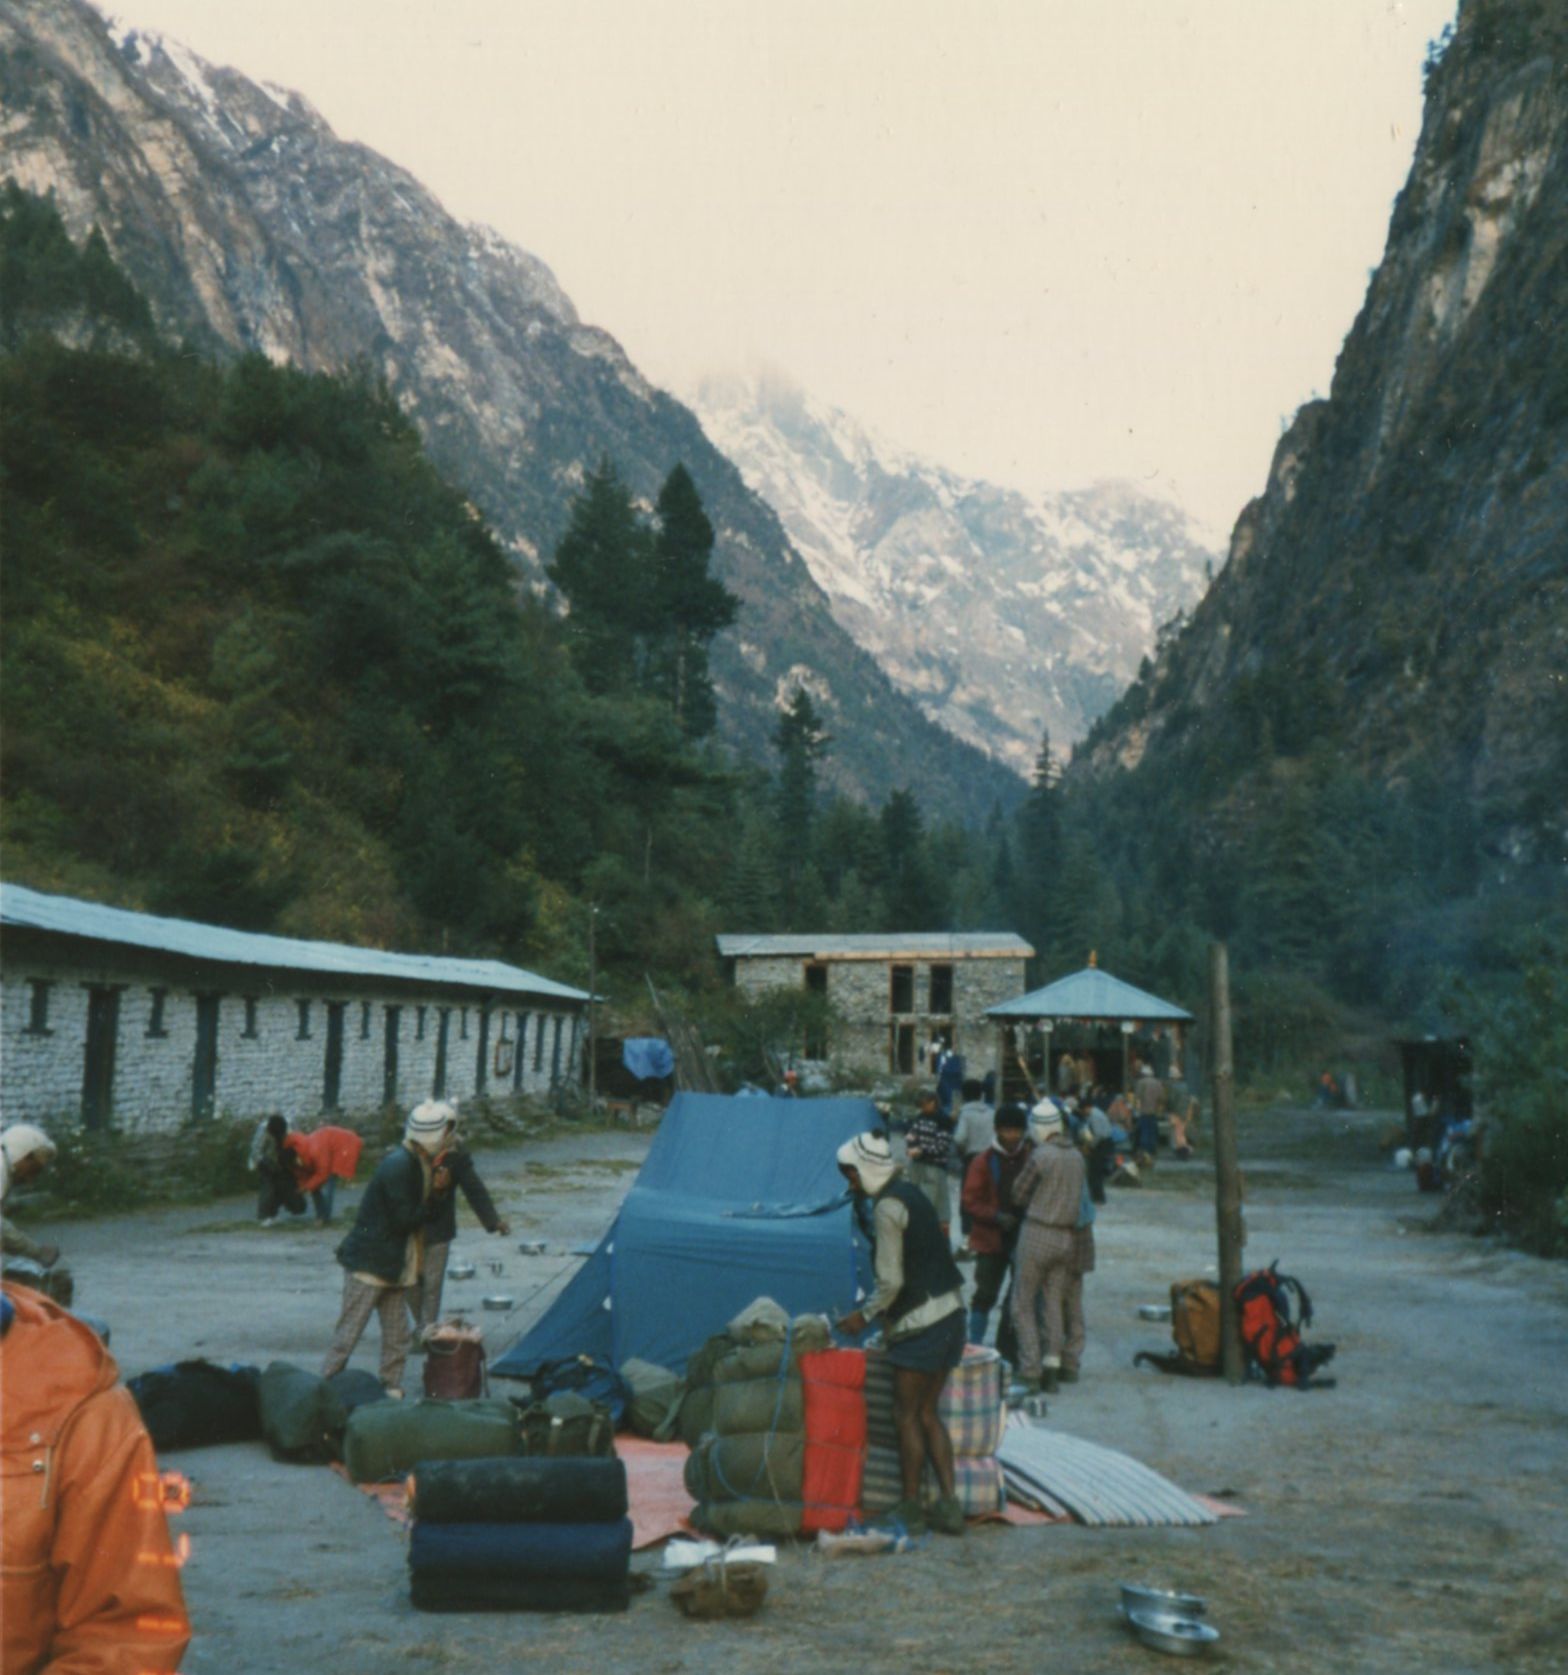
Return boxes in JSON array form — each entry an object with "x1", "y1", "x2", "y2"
[{"x1": 423, "y1": 1320, "x2": 487, "y2": 1400}]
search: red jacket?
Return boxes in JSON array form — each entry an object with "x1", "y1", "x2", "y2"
[
  {"x1": 1, "y1": 1282, "x2": 191, "y2": 1675},
  {"x1": 961, "y1": 1142, "x2": 1034, "y2": 1255},
  {"x1": 285, "y1": 1126, "x2": 364, "y2": 1195}
]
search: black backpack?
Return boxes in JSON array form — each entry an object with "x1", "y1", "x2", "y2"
[{"x1": 526, "y1": 1355, "x2": 631, "y2": 1426}]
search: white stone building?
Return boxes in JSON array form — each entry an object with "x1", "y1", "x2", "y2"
[
  {"x1": 716, "y1": 932, "x2": 1033, "y2": 1081},
  {"x1": 0, "y1": 884, "x2": 589, "y2": 1132}
]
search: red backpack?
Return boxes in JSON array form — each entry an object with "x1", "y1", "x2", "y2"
[{"x1": 1233, "y1": 1264, "x2": 1336, "y2": 1389}]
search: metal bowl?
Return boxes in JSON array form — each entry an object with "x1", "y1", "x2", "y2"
[
  {"x1": 448, "y1": 1261, "x2": 476, "y2": 1281},
  {"x1": 1138, "y1": 1303, "x2": 1172, "y2": 1322},
  {"x1": 518, "y1": 1240, "x2": 546, "y2": 1255},
  {"x1": 1125, "y1": 1609, "x2": 1220, "y2": 1656},
  {"x1": 1121, "y1": 1584, "x2": 1206, "y2": 1618},
  {"x1": 481, "y1": 1294, "x2": 514, "y2": 1311}
]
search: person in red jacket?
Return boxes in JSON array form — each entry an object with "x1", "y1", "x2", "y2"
[
  {"x1": 1, "y1": 1281, "x2": 191, "y2": 1675},
  {"x1": 285, "y1": 1125, "x2": 364, "y2": 1227},
  {"x1": 959, "y1": 1103, "x2": 1033, "y2": 1347}
]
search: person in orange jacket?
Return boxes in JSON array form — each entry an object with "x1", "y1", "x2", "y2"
[
  {"x1": 1, "y1": 1281, "x2": 191, "y2": 1675},
  {"x1": 284, "y1": 1125, "x2": 364, "y2": 1227}
]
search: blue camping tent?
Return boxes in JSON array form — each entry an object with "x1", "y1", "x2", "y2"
[{"x1": 491, "y1": 1093, "x2": 878, "y2": 1377}]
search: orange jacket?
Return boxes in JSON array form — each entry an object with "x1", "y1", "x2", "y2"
[
  {"x1": 1, "y1": 1283, "x2": 191, "y2": 1675},
  {"x1": 285, "y1": 1126, "x2": 364, "y2": 1195}
]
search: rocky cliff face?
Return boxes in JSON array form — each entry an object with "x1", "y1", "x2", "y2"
[
  {"x1": 690, "y1": 370, "x2": 1217, "y2": 774},
  {"x1": 0, "y1": 0, "x2": 1024, "y2": 810},
  {"x1": 1077, "y1": 0, "x2": 1568, "y2": 862}
]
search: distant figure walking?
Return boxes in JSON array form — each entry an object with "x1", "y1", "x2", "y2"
[{"x1": 1009, "y1": 1101, "x2": 1087, "y2": 1395}]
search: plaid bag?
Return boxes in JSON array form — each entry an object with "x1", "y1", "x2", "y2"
[
  {"x1": 865, "y1": 1345, "x2": 1003, "y2": 1459},
  {"x1": 860, "y1": 1444, "x2": 1005, "y2": 1517}
]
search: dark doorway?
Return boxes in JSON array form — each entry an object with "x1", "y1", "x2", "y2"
[
  {"x1": 803, "y1": 963, "x2": 829, "y2": 1059},
  {"x1": 323, "y1": 1002, "x2": 346, "y2": 1110},
  {"x1": 929, "y1": 963, "x2": 954, "y2": 1015},
  {"x1": 550, "y1": 1015, "x2": 564, "y2": 1085},
  {"x1": 192, "y1": 995, "x2": 220, "y2": 1121},
  {"x1": 434, "y1": 1009, "x2": 451, "y2": 1097},
  {"x1": 892, "y1": 1021, "x2": 917, "y2": 1075},
  {"x1": 890, "y1": 964, "x2": 914, "y2": 1014},
  {"x1": 476, "y1": 1005, "x2": 490, "y2": 1096},
  {"x1": 513, "y1": 1011, "x2": 527, "y2": 1091},
  {"x1": 81, "y1": 986, "x2": 122, "y2": 1129},
  {"x1": 383, "y1": 1007, "x2": 401, "y2": 1106}
]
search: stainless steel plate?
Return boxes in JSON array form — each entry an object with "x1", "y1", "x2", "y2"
[
  {"x1": 1138, "y1": 1304, "x2": 1172, "y2": 1322},
  {"x1": 1121, "y1": 1583, "x2": 1205, "y2": 1618},
  {"x1": 448, "y1": 1262, "x2": 476, "y2": 1280},
  {"x1": 481, "y1": 1294, "x2": 514, "y2": 1311},
  {"x1": 1125, "y1": 1608, "x2": 1220, "y2": 1656}
]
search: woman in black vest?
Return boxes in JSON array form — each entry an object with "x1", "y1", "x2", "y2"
[{"x1": 835, "y1": 1131, "x2": 967, "y2": 1536}]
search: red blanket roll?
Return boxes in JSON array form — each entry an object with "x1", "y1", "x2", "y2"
[{"x1": 800, "y1": 1348, "x2": 866, "y2": 1533}]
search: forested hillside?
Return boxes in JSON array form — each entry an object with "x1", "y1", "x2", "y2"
[
  {"x1": 0, "y1": 0, "x2": 1023, "y2": 812},
  {"x1": 0, "y1": 191, "x2": 1025, "y2": 999}
]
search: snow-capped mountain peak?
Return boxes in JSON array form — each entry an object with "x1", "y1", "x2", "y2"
[{"x1": 689, "y1": 370, "x2": 1219, "y2": 773}]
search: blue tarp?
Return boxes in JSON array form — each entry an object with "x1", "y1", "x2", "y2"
[
  {"x1": 620, "y1": 1037, "x2": 675, "y2": 1081},
  {"x1": 491, "y1": 1093, "x2": 878, "y2": 1377}
]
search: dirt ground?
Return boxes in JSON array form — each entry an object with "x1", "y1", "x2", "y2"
[{"x1": 39, "y1": 1104, "x2": 1568, "y2": 1674}]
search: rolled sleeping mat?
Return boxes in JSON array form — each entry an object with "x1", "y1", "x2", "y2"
[
  {"x1": 408, "y1": 1517, "x2": 633, "y2": 1581},
  {"x1": 343, "y1": 1397, "x2": 520, "y2": 1484},
  {"x1": 691, "y1": 1498, "x2": 804, "y2": 1540},
  {"x1": 411, "y1": 1456, "x2": 628, "y2": 1524},
  {"x1": 711, "y1": 1378, "x2": 804, "y2": 1437},
  {"x1": 683, "y1": 1432, "x2": 805, "y2": 1504},
  {"x1": 410, "y1": 1571, "x2": 631, "y2": 1614}
]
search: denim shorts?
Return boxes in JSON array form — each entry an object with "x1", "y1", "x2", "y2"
[{"x1": 886, "y1": 1307, "x2": 966, "y2": 1373}]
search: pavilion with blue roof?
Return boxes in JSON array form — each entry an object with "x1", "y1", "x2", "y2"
[{"x1": 986, "y1": 956, "x2": 1194, "y2": 1104}]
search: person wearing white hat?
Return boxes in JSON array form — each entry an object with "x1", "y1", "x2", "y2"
[
  {"x1": 320, "y1": 1102, "x2": 455, "y2": 1397},
  {"x1": 1, "y1": 1124, "x2": 71, "y2": 1303},
  {"x1": 835, "y1": 1131, "x2": 967, "y2": 1537},
  {"x1": 1009, "y1": 1100, "x2": 1088, "y2": 1394}
]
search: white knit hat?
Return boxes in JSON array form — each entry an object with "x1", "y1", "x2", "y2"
[
  {"x1": 1030, "y1": 1098, "x2": 1064, "y2": 1139},
  {"x1": 837, "y1": 1131, "x2": 897, "y2": 1195},
  {"x1": 405, "y1": 1101, "x2": 457, "y2": 1150}
]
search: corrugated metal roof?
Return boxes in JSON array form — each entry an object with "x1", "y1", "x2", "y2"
[
  {"x1": 986, "y1": 966, "x2": 1193, "y2": 1022},
  {"x1": 0, "y1": 883, "x2": 589, "y2": 1005},
  {"x1": 716, "y1": 932, "x2": 1033, "y2": 960}
]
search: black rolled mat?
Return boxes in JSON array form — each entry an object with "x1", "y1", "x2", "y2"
[
  {"x1": 409, "y1": 1571, "x2": 631, "y2": 1614},
  {"x1": 410, "y1": 1455, "x2": 629, "y2": 1524}
]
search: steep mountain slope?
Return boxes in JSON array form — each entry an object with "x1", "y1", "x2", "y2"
[
  {"x1": 1077, "y1": 0, "x2": 1568, "y2": 865},
  {"x1": 0, "y1": 0, "x2": 1023, "y2": 810},
  {"x1": 692, "y1": 370, "x2": 1217, "y2": 773}
]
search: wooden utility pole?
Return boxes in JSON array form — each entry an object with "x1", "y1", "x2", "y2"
[
  {"x1": 1210, "y1": 942, "x2": 1245, "y2": 1385},
  {"x1": 587, "y1": 903, "x2": 599, "y2": 1111}
]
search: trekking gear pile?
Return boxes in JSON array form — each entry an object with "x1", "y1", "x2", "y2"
[{"x1": 1133, "y1": 1261, "x2": 1336, "y2": 1389}]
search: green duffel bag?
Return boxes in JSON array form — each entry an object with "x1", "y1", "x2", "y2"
[
  {"x1": 342, "y1": 1397, "x2": 521, "y2": 1484},
  {"x1": 515, "y1": 1391, "x2": 616, "y2": 1458},
  {"x1": 675, "y1": 1330, "x2": 735, "y2": 1447},
  {"x1": 683, "y1": 1432, "x2": 805, "y2": 1504},
  {"x1": 711, "y1": 1341, "x2": 788, "y2": 1386},
  {"x1": 712, "y1": 1376, "x2": 804, "y2": 1437},
  {"x1": 691, "y1": 1497, "x2": 805, "y2": 1539},
  {"x1": 259, "y1": 1361, "x2": 348, "y2": 1464},
  {"x1": 619, "y1": 1357, "x2": 686, "y2": 1442}
]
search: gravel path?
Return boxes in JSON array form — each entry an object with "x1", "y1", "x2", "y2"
[{"x1": 37, "y1": 1107, "x2": 1568, "y2": 1674}]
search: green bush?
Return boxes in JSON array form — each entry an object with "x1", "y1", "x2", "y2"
[
  {"x1": 175, "y1": 1116, "x2": 257, "y2": 1200},
  {"x1": 1475, "y1": 963, "x2": 1568, "y2": 1255},
  {"x1": 35, "y1": 1121, "x2": 151, "y2": 1215}
]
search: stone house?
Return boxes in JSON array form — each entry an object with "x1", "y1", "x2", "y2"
[
  {"x1": 716, "y1": 932, "x2": 1033, "y2": 1081},
  {"x1": 1, "y1": 883, "x2": 589, "y2": 1133}
]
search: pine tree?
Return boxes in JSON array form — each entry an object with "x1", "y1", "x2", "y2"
[
  {"x1": 547, "y1": 459, "x2": 652, "y2": 694},
  {"x1": 650, "y1": 464, "x2": 736, "y2": 736},
  {"x1": 775, "y1": 688, "x2": 829, "y2": 867}
]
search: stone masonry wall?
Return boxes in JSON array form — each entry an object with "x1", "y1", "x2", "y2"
[
  {"x1": 1, "y1": 948, "x2": 583, "y2": 1135},
  {"x1": 732, "y1": 954, "x2": 1028, "y2": 1079}
]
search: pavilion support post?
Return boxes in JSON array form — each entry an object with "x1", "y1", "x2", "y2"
[{"x1": 1210, "y1": 943, "x2": 1244, "y2": 1385}]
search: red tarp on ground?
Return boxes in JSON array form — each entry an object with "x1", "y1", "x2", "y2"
[{"x1": 800, "y1": 1348, "x2": 868, "y2": 1534}]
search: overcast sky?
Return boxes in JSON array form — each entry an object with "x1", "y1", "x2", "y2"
[{"x1": 102, "y1": 0, "x2": 1457, "y2": 535}]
